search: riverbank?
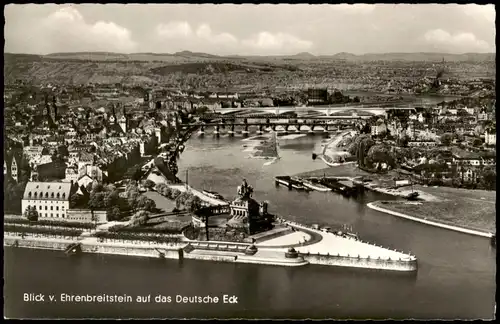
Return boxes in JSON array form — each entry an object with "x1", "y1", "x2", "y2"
[
  {"x1": 368, "y1": 201, "x2": 495, "y2": 238},
  {"x1": 242, "y1": 133, "x2": 279, "y2": 160},
  {"x1": 4, "y1": 215, "x2": 418, "y2": 272}
]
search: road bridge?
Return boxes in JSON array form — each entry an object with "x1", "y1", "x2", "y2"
[
  {"x1": 200, "y1": 114, "x2": 371, "y2": 120},
  {"x1": 214, "y1": 105, "x2": 417, "y2": 116}
]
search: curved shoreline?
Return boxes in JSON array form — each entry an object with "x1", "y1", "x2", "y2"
[{"x1": 367, "y1": 202, "x2": 494, "y2": 238}]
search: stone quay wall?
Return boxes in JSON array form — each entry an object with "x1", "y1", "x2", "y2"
[
  {"x1": 301, "y1": 253, "x2": 418, "y2": 272},
  {"x1": 81, "y1": 244, "x2": 182, "y2": 259},
  {"x1": 4, "y1": 236, "x2": 76, "y2": 251}
]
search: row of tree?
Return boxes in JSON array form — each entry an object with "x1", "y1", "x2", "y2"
[
  {"x1": 347, "y1": 134, "x2": 397, "y2": 172},
  {"x1": 9, "y1": 215, "x2": 96, "y2": 229},
  {"x1": 155, "y1": 183, "x2": 203, "y2": 213},
  {"x1": 68, "y1": 181, "x2": 157, "y2": 223},
  {"x1": 94, "y1": 231, "x2": 182, "y2": 244},
  {"x1": 5, "y1": 224, "x2": 83, "y2": 237}
]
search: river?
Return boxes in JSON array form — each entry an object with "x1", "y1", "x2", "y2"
[{"x1": 4, "y1": 134, "x2": 496, "y2": 319}]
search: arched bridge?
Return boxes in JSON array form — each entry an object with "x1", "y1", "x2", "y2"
[
  {"x1": 213, "y1": 105, "x2": 417, "y2": 116},
  {"x1": 193, "y1": 115, "x2": 364, "y2": 134}
]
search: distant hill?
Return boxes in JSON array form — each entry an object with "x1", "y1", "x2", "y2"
[
  {"x1": 3, "y1": 51, "x2": 494, "y2": 86},
  {"x1": 21, "y1": 51, "x2": 495, "y2": 63}
]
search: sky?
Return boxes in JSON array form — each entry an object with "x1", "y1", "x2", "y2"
[{"x1": 4, "y1": 4, "x2": 496, "y2": 55}]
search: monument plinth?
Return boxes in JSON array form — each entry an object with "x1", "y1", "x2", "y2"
[{"x1": 226, "y1": 180, "x2": 274, "y2": 235}]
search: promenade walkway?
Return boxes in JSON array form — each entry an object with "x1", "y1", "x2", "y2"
[
  {"x1": 169, "y1": 184, "x2": 228, "y2": 206},
  {"x1": 284, "y1": 222, "x2": 413, "y2": 260},
  {"x1": 367, "y1": 202, "x2": 494, "y2": 238}
]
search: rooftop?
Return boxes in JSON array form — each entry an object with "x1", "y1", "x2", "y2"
[{"x1": 23, "y1": 181, "x2": 72, "y2": 201}]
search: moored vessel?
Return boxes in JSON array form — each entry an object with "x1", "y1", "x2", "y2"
[
  {"x1": 202, "y1": 190, "x2": 225, "y2": 200},
  {"x1": 301, "y1": 178, "x2": 333, "y2": 192},
  {"x1": 275, "y1": 176, "x2": 308, "y2": 190}
]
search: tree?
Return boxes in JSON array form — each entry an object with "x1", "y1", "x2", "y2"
[
  {"x1": 397, "y1": 135, "x2": 410, "y2": 147},
  {"x1": 472, "y1": 138, "x2": 483, "y2": 147},
  {"x1": 440, "y1": 133, "x2": 453, "y2": 146},
  {"x1": 479, "y1": 167, "x2": 496, "y2": 190},
  {"x1": 69, "y1": 192, "x2": 82, "y2": 208},
  {"x1": 104, "y1": 189, "x2": 119, "y2": 208},
  {"x1": 24, "y1": 205, "x2": 39, "y2": 222},
  {"x1": 143, "y1": 179, "x2": 155, "y2": 190},
  {"x1": 366, "y1": 144, "x2": 397, "y2": 171},
  {"x1": 88, "y1": 191, "x2": 105, "y2": 226},
  {"x1": 357, "y1": 137, "x2": 375, "y2": 168},
  {"x1": 89, "y1": 180, "x2": 104, "y2": 194},
  {"x1": 186, "y1": 196, "x2": 202, "y2": 213},
  {"x1": 130, "y1": 210, "x2": 150, "y2": 227},
  {"x1": 136, "y1": 196, "x2": 156, "y2": 212},
  {"x1": 156, "y1": 182, "x2": 167, "y2": 193},
  {"x1": 131, "y1": 166, "x2": 143, "y2": 182},
  {"x1": 107, "y1": 206, "x2": 122, "y2": 221},
  {"x1": 57, "y1": 145, "x2": 69, "y2": 157},
  {"x1": 170, "y1": 189, "x2": 181, "y2": 200}
]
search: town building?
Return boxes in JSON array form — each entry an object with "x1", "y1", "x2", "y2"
[
  {"x1": 371, "y1": 119, "x2": 387, "y2": 136},
  {"x1": 4, "y1": 151, "x2": 23, "y2": 183},
  {"x1": 485, "y1": 127, "x2": 496, "y2": 145},
  {"x1": 64, "y1": 166, "x2": 79, "y2": 183},
  {"x1": 307, "y1": 88, "x2": 328, "y2": 105},
  {"x1": 22, "y1": 181, "x2": 71, "y2": 219},
  {"x1": 77, "y1": 164, "x2": 105, "y2": 187},
  {"x1": 408, "y1": 140, "x2": 438, "y2": 147},
  {"x1": 451, "y1": 149, "x2": 483, "y2": 166}
]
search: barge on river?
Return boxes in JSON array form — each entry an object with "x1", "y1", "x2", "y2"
[
  {"x1": 301, "y1": 178, "x2": 332, "y2": 192},
  {"x1": 319, "y1": 178, "x2": 358, "y2": 197},
  {"x1": 275, "y1": 176, "x2": 308, "y2": 191}
]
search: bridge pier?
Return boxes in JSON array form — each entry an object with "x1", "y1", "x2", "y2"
[
  {"x1": 242, "y1": 125, "x2": 249, "y2": 137},
  {"x1": 214, "y1": 125, "x2": 220, "y2": 137},
  {"x1": 257, "y1": 125, "x2": 263, "y2": 135},
  {"x1": 199, "y1": 126, "x2": 205, "y2": 135},
  {"x1": 228, "y1": 124, "x2": 235, "y2": 136},
  {"x1": 272, "y1": 125, "x2": 277, "y2": 132}
]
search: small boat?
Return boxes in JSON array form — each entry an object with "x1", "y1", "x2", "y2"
[
  {"x1": 202, "y1": 190, "x2": 225, "y2": 200},
  {"x1": 301, "y1": 178, "x2": 333, "y2": 192},
  {"x1": 406, "y1": 192, "x2": 420, "y2": 200}
]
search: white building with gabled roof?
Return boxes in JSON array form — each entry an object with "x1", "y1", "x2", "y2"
[{"x1": 22, "y1": 181, "x2": 71, "y2": 220}]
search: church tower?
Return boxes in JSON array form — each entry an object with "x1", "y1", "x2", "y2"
[
  {"x1": 44, "y1": 95, "x2": 51, "y2": 117},
  {"x1": 52, "y1": 95, "x2": 58, "y2": 122},
  {"x1": 119, "y1": 105, "x2": 127, "y2": 134}
]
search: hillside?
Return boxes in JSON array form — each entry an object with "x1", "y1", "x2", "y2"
[
  {"x1": 4, "y1": 52, "x2": 495, "y2": 88},
  {"x1": 37, "y1": 51, "x2": 496, "y2": 63}
]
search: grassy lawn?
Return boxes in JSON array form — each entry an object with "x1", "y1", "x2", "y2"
[
  {"x1": 375, "y1": 192, "x2": 496, "y2": 233},
  {"x1": 414, "y1": 185, "x2": 496, "y2": 202},
  {"x1": 142, "y1": 191, "x2": 177, "y2": 213}
]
